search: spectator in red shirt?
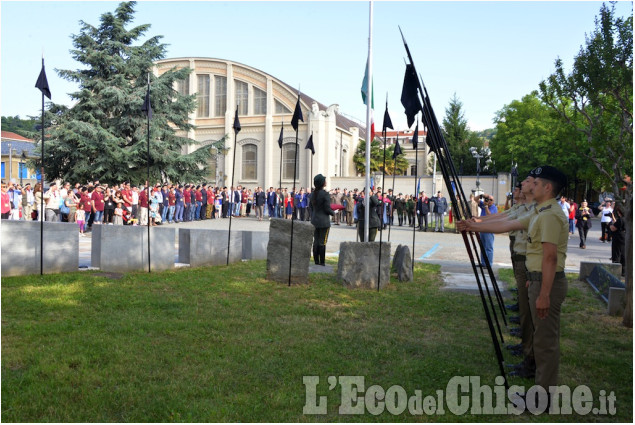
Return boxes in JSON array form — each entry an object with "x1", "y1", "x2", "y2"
[
  {"x1": 138, "y1": 184, "x2": 149, "y2": 225},
  {"x1": 91, "y1": 186, "x2": 105, "y2": 224},
  {"x1": 183, "y1": 185, "x2": 191, "y2": 222},
  {"x1": 1, "y1": 183, "x2": 11, "y2": 219},
  {"x1": 168, "y1": 187, "x2": 176, "y2": 223}
]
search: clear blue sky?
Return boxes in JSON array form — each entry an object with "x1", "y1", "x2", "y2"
[{"x1": 1, "y1": 1, "x2": 632, "y2": 131}]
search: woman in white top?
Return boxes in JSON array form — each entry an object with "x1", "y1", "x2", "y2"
[{"x1": 598, "y1": 199, "x2": 614, "y2": 242}]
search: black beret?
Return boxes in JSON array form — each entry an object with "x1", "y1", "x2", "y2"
[{"x1": 533, "y1": 165, "x2": 567, "y2": 188}]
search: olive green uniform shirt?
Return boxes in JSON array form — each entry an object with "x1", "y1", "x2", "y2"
[{"x1": 518, "y1": 198, "x2": 568, "y2": 272}]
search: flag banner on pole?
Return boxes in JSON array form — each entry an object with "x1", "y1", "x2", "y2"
[
  {"x1": 401, "y1": 63, "x2": 422, "y2": 128},
  {"x1": 416, "y1": 176, "x2": 421, "y2": 195},
  {"x1": 291, "y1": 95, "x2": 303, "y2": 131},
  {"x1": 361, "y1": 60, "x2": 375, "y2": 141},
  {"x1": 370, "y1": 176, "x2": 375, "y2": 191},
  {"x1": 142, "y1": 84, "x2": 152, "y2": 119},
  {"x1": 382, "y1": 101, "x2": 393, "y2": 132},
  {"x1": 35, "y1": 59, "x2": 51, "y2": 99},
  {"x1": 412, "y1": 121, "x2": 419, "y2": 150},
  {"x1": 278, "y1": 124, "x2": 284, "y2": 149},
  {"x1": 392, "y1": 140, "x2": 402, "y2": 159},
  {"x1": 233, "y1": 106, "x2": 241, "y2": 133},
  {"x1": 305, "y1": 134, "x2": 315, "y2": 155}
]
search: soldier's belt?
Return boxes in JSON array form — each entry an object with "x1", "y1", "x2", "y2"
[
  {"x1": 527, "y1": 271, "x2": 565, "y2": 281},
  {"x1": 511, "y1": 254, "x2": 526, "y2": 262}
]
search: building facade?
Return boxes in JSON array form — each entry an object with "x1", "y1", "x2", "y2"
[
  {"x1": 156, "y1": 57, "x2": 365, "y2": 190},
  {"x1": 1, "y1": 131, "x2": 38, "y2": 185}
]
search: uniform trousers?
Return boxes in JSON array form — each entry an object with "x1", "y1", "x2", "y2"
[
  {"x1": 513, "y1": 257, "x2": 534, "y2": 361},
  {"x1": 528, "y1": 273, "x2": 568, "y2": 393}
]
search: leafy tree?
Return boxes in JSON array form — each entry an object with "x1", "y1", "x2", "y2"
[
  {"x1": 538, "y1": 3, "x2": 633, "y2": 327},
  {"x1": 36, "y1": 1, "x2": 216, "y2": 184},
  {"x1": 353, "y1": 139, "x2": 408, "y2": 176},
  {"x1": 441, "y1": 93, "x2": 487, "y2": 175},
  {"x1": 1, "y1": 116, "x2": 38, "y2": 139},
  {"x1": 490, "y1": 92, "x2": 598, "y2": 193}
]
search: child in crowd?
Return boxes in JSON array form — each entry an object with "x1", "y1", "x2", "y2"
[
  {"x1": 76, "y1": 202, "x2": 86, "y2": 236},
  {"x1": 113, "y1": 202, "x2": 124, "y2": 225}
]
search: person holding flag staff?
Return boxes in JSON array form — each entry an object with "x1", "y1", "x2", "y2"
[
  {"x1": 310, "y1": 174, "x2": 334, "y2": 266},
  {"x1": 458, "y1": 165, "x2": 568, "y2": 406}
]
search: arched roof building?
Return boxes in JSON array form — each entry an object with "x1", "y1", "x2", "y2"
[{"x1": 156, "y1": 57, "x2": 366, "y2": 189}]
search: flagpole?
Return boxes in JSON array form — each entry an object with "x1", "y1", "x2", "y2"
[
  {"x1": 227, "y1": 104, "x2": 240, "y2": 265},
  {"x1": 288, "y1": 93, "x2": 301, "y2": 286},
  {"x1": 278, "y1": 121, "x2": 284, "y2": 219},
  {"x1": 377, "y1": 95, "x2": 389, "y2": 291},
  {"x1": 412, "y1": 120, "x2": 419, "y2": 270},
  {"x1": 363, "y1": 1, "x2": 373, "y2": 242},
  {"x1": 39, "y1": 59, "x2": 45, "y2": 275},
  {"x1": 388, "y1": 131, "x2": 398, "y2": 242},
  {"x1": 145, "y1": 73, "x2": 151, "y2": 273}
]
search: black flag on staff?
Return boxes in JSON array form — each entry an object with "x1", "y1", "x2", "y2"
[
  {"x1": 377, "y1": 97, "x2": 394, "y2": 291},
  {"x1": 35, "y1": 57, "x2": 51, "y2": 275},
  {"x1": 142, "y1": 74, "x2": 152, "y2": 273},
  {"x1": 233, "y1": 107, "x2": 242, "y2": 133},
  {"x1": 288, "y1": 93, "x2": 303, "y2": 286},
  {"x1": 392, "y1": 139, "x2": 403, "y2": 158},
  {"x1": 291, "y1": 95, "x2": 303, "y2": 131},
  {"x1": 399, "y1": 27, "x2": 508, "y2": 388},
  {"x1": 304, "y1": 134, "x2": 314, "y2": 155}
]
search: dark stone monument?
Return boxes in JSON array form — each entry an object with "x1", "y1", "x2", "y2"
[
  {"x1": 337, "y1": 241, "x2": 391, "y2": 289},
  {"x1": 391, "y1": 244, "x2": 413, "y2": 282},
  {"x1": 266, "y1": 219, "x2": 313, "y2": 284}
]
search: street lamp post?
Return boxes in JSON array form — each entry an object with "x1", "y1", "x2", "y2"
[{"x1": 469, "y1": 146, "x2": 490, "y2": 196}]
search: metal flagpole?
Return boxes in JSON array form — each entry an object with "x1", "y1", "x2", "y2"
[
  {"x1": 288, "y1": 93, "x2": 302, "y2": 286},
  {"x1": 145, "y1": 73, "x2": 151, "y2": 273},
  {"x1": 363, "y1": 1, "x2": 373, "y2": 242},
  {"x1": 39, "y1": 61, "x2": 45, "y2": 275},
  {"x1": 388, "y1": 131, "x2": 398, "y2": 242},
  {"x1": 227, "y1": 104, "x2": 240, "y2": 265},
  {"x1": 412, "y1": 121, "x2": 419, "y2": 270}
]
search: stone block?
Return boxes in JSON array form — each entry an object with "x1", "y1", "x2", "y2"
[
  {"x1": 337, "y1": 241, "x2": 391, "y2": 289},
  {"x1": 585, "y1": 264, "x2": 625, "y2": 303},
  {"x1": 579, "y1": 261, "x2": 621, "y2": 281},
  {"x1": 391, "y1": 244, "x2": 413, "y2": 282},
  {"x1": 242, "y1": 231, "x2": 269, "y2": 260},
  {"x1": 266, "y1": 219, "x2": 313, "y2": 284},
  {"x1": 92, "y1": 224, "x2": 175, "y2": 272},
  {"x1": 178, "y1": 228, "x2": 242, "y2": 267},
  {"x1": 608, "y1": 287, "x2": 626, "y2": 316},
  {"x1": 1, "y1": 221, "x2": 79, "y2": 276}
]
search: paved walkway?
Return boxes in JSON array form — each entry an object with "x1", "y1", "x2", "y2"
[{"x1": 79, "y1": 215, "x2": 615, "y2": 291}]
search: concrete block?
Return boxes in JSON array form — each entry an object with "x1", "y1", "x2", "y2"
[
  {"x1": 242, "y1": 231, "x2": 269, "y2": 260},
  {"x1": 608, "y1": 287, "x2": 626, "y2": 316},
  {"x1": 1, "y1": 221, "x2": 79, "y2": 276},
  {"x1": 178, "y1": 228, "x2": 242, "y2": 267},
  {"x1": 579, "y1": 261, "x2": 621, "y2": 281},
  {"x1": 337, "y1": 241, "x2": 391, "y2": 289},
  {"x1": 92, "y1": 225, "x2": 175, "y2": 272},
  {"x1": 266, "y1": 219, "x2": 313, "y2": 284}
]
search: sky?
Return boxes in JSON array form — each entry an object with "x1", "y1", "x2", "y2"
[{"x1": 1, "y1": 0, "x2": 633, "y2": 132}]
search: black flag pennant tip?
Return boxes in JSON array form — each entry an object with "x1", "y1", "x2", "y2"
[{"x1": 35, "y1": 61, "x2": 51, "y2": 99}]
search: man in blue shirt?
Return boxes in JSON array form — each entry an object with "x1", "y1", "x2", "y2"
[{"x1": 479, "y1": 194, "x2": 498, "y2": 266}]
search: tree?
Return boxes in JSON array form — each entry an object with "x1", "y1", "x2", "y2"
[
  {"x1": 491, "y1": 92, "x2": 598, "y2": 193},
  {"x1": 352, "y1": 139, "x2": 408, "y2": 176},
  {"x1": 538, "y1": 3, "x2": 633, "y2": 327},
  {"x1": 37, "y1": 1, "x2": 215, "y2": 184},
  {"x1": 441, "y1": 93, "x2": 486, "y2": 175},
  {"x1": 1, "y1": 116, "x2": 38, "y2": 139}
]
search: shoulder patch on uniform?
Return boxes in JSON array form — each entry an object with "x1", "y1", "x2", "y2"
[{"x1": 538, "y1": 204, "x2": 552, "y2": 213}]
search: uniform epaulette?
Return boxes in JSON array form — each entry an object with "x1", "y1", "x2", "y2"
[{"x1": 538, "y1": 204, "x2": 552, "y2": 213}]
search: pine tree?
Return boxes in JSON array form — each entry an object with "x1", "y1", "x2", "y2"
[
  {"x1": 441, "y1": 94, "x2": 485, "y2": 175},
  {"x1": 38, "y1": 1, "x2": 218, "y2": 184}
]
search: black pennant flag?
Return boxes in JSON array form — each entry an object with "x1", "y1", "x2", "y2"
[
  {"x1": 305, "y1": 134, "x2": 314, "y2": 155},
  {"x1": 401, "y1": 64, "x2": 422, "y2": 128},
  {"x1": 382, "y1": 101, "x2": 393, "y2": 133},
  {"x1": 291, "y1": 95, "x2": 303, "y2": 131},
  {"x1": 233, "y1": 106, "x2": 241, "y2": 133},
  {"x1": 412, "y1": 122, "x2": 419, "y2": 150},
  {"x1": 35, "y1": 59, "x2": 51, "y2": 99},
  {"x1": 141, "y1": 83, "x2": 153, "y2": 119},
  {"x1": 392, "y1": 139, "x2": 402, "y2": 159},
  {"x1": 278, "y1": 123, "x2": 283, "y2": 149}
]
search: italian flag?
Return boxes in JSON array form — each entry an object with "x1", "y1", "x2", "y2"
[{"x1": 361, "y1": 60, "x2": 375, "y2": 142}]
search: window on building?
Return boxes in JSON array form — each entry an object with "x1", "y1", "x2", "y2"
[
  {"x1": 214, "y1": 76, "x2": 227, "y2": 117},
  {"x1": 196, "y1": 75, "x2": 210, "y2": 117},
  {"x1": 19, "y1": 162, "x2": 27, "y2": 179},
  {"x1": 1, "y1": 162, "x2": 4, "y2": 179},
  {"x1": 242, "y1": 144, "x2": 258, "y2": 180},
  {"x1": 253, "y1": 87, "x2": 267, "y2": 115},
  {"x1": 275, "y1": 100, "x2": 291, "y2": 114},
  {"x1": 282, "y1": 144, "x2": 297, "y2": 180},
  {"x1": 176, "y1": 77, "x2": 189, "y2": 96},
  {"x1": 235, "y1": 80, "x2": 248, "y2": 115},
  {"x1": 410, "y1": 165, "x2": 417, "y2": 176}
]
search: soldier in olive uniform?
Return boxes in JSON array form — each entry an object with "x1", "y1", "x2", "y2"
[
  {"x1": 458, "y1": 165, "x2": 568, "y2": 406},
  {"x1": 310, "y1": 174, "x2": 335, "y2": 266}
]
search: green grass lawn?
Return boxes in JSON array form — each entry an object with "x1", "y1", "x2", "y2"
[{"x1": 2, "y1": 262, "x2": 632, "y2": 422}]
